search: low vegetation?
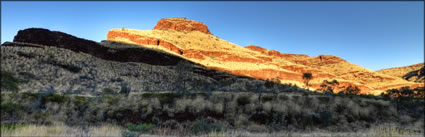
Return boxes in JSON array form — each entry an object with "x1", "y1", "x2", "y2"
[
  {"x1": 1, "y1": 89, "x2": 423, "y2": 136},
  {"x1": 1, "y1": 70, "x2": 424, "y2": 136}
]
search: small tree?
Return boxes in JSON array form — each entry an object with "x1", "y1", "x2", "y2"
[
  {"x1": 302, "y1": 73, "x2": 313, "y2": 90},
  {"x1": 120, "y1": 82, "x2": 131, "y2": 96},
  {"x1": 264, "y1": 79, "x2": 276, "y2": 89},
  {"x1": 319, "y1": 80, "x2": 339, "y2": 94},
  {"x1": 343, "y1": 85, "x2": 360, "y2": 95}
]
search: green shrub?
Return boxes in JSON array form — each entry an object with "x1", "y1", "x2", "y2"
[
  {"x1": 102, "y1": 88, "x2": 115, "y2": 95},
  {"x1": 126, "y1": 123, "x2": 153, "y2": 133},
  {"x1": 261, "y1": 95, "x2": 274, "y2": 102},
  {"x1": 121, "y1": 130, "x2": 139, "y2": 137},
  {"x1": 1, "y1": 71, "x2": 24, "y2": 92},
  {"x1": 32, "y1": 113, "x2": 50, "y2": 123},
  {"x1": 0, "y1": 123, "x2": 26, "y2": 130},
  {"x1": 44, "y1": 94, "x2": 67, "y2": 103},
  {"x1": 312, "y1": 109, "x2": 333, "y2": 126},
  {"x1": 237, "y1": 95, "x2": 251, "y2": 106},
  {"x1": 191, "y1": 119, "x2": 226, "y2": 135},
  {"x1": 21, "y1": 92, "x2": 40, "y2": 100},
  {"x1": 141, "y1": 92, "x2": 154, "y2": 98},
  {"x1": 268, "y1": 113, "x2": 287, "y2": 132},
  {"x1": 73, "y1": 96, "x2": 88, "y2": 106},
  {"x1": 18, "y1": 72, "x2": 36, "y2": 80},
  {"x1": 1, "y1": 102, "x2": 25, "y2": 114},
  {"x1": 103, "y1": 95, "x2": 120, "y2": 104},
  {"x1": 157, "y1": 93, "x2": 181, "y2": 105},
  {"x1": 279, "y1": 95, "x2": 289, "y2": 101}
]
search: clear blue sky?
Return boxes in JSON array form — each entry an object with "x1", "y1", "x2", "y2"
[{"x1": 1, "y1": 1, "x2": 423, "y2": 70}]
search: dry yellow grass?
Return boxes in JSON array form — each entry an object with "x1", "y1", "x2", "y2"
[
  {"x1": 1, "y1": 123, "x2": 123, "y2": 137},
  {"x1": 2, "y1": 123, "x2": 422, "y2": 137}
]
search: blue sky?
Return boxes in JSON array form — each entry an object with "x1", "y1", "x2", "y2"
[{"x1": 1, "y1": 1, "x2": 423, "y2": 70}]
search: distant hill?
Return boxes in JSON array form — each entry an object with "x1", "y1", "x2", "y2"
[
  {"x1": 377, "y1": 63, "x2": 424, "y2": 83},
  {"x1": 107, "y1": 17, "x2": 423, "y2": 95}
]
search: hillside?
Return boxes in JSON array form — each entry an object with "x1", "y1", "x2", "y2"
[
  {"x1": 377, "y1": 63, "x2": 424, "y2": 83},
  {"x1": 1, "y1": 28, "x2": 307, "y2": 94},
  {"x1": 107, "y1": 18, "x2": 423, "y2": 95}
]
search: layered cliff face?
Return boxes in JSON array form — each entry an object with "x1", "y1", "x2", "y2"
[{"x1": 107, "y1": 18, "x2": 423, "y2": 95}]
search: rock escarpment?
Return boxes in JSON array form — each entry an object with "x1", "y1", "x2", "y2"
[
  {"x1": 12, "y1": 28, "x2": 183, "y2": 66},
  {"x1": 153, "y1": 18, "x2": 212, "y2": 34}
]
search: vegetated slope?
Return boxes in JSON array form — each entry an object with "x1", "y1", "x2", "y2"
[
  {"x1": 377, "y1": 63, "x2": 424, "y2": 83},
  {"x1": 1, "y1": 28, "x2": 307, "y2": 94},
  {"x1": 107, "y1": 17, "x2": 423, "y2": 95}
]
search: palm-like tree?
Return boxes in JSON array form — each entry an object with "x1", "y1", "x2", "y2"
[{"x1": 302, "y1": 72, "x2": 313, "y2": 90}]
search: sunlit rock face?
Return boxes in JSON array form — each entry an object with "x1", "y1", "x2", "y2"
[
  {"x1": 105, "y1": 18, "x2": 423, "y2": 95},
  {"x1": 153, "y1": 18, "x2": 212, "y2": 34}
]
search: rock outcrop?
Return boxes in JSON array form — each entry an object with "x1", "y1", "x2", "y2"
[
  {"x1": 153, "y1": 18, "x2": 212, "y2": 34},
  {"x1": 11, "y1": 28, "x2": 183, "y2": 66}
]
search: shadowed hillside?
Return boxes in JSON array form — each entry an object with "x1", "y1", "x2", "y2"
[{"x1": 1, "y1": 28, "x2": 308, "y2": 94}]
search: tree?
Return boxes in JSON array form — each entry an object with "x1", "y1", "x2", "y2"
[
  {"x1": 319, "y1": 80, "x2": 339, "y2": 94},
  {"x1": 343, "y1": 85, "x2": 360, "y2": 95},
  {"x1": 302, "y1": 73, "x2": 313, "y2": 90},
  {"x1": 400, "y1": 86, "x2": 414, "y2": 97},
  {"x1": 413, "y1": 87, "x2": 425, "y2": 98},
  {"x1": 264, "y1": 79, "x2": 276, "y2": 89}
]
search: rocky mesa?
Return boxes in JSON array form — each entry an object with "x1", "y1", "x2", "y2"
[
  {"x1": 107, "y1": 18, "x2": 423, "y2": 95},
  {"x1": 154, "y1": 18, "x2": 212, "y2": 34}
]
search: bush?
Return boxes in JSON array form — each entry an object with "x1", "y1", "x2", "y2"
[
  {"x1": 48, "y1": 61, "x2": 81, "y2": 73},
  {"x1": 44, "y1": 94, "x2": 67, "y2": 103},
  {"x1": 32, "y1": 113, "x2": 51, "y2": 123},
  {"x1": 157, "y1": 93, "x2": 181, "y2": 105},
  {"x1": 121, "y1": 130, "x2": 139, "y2": 137},
  {"x1": 103, "y1": 95, "x2": 120, "y2": 104},
  {"x1": 1, "y1": 102, "x2": 25, "y2": 114},
  {"x1": 73, "y1": 96, "x2": 88, "y2": 106},
  {"x1": 191, "y1": 119, "x2": 226, "y2": 135},
  {"x1": 268, "y1": 113, "x2": 287, "y2": 132},
  {"x1": 0, "y1": 123, "x2": 26, "y2": 130},
  {"x1": 261, "y1": 95, "x2": 274, "y2": 102},
  {"x1": 102, "y1": 88, "x2": 115, "y2": 95},
  {"x1": 126, "y1": 123, "x2": 153, "y2": 133},
  {"x1": 141, "y1": 92, "x2": 154, "y2": 98},
  {"x1": 120, "y1": 82, "x2": 131, "y2": 95},
  {"x1": 1, "y1": 71, "x2": 23, "y2": 92},
  {"x1": 279, "y1": 95, "x2": 289, "y2": 101},
  {"x1": 21, "y1": 92, "x2": 39, "y2": 100},
  {"x1": 18, "y1": 72, "x2": 37, "y2": 80},
  {"x1": 121, "y1": 123, "x2": 153, "y2": 137},
  {"x1": 312, "y1": 109, "x2": 333, "y2": 127},
  {"x1": 237, "y1": 94, "x2": 251, "y2": 106}
]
